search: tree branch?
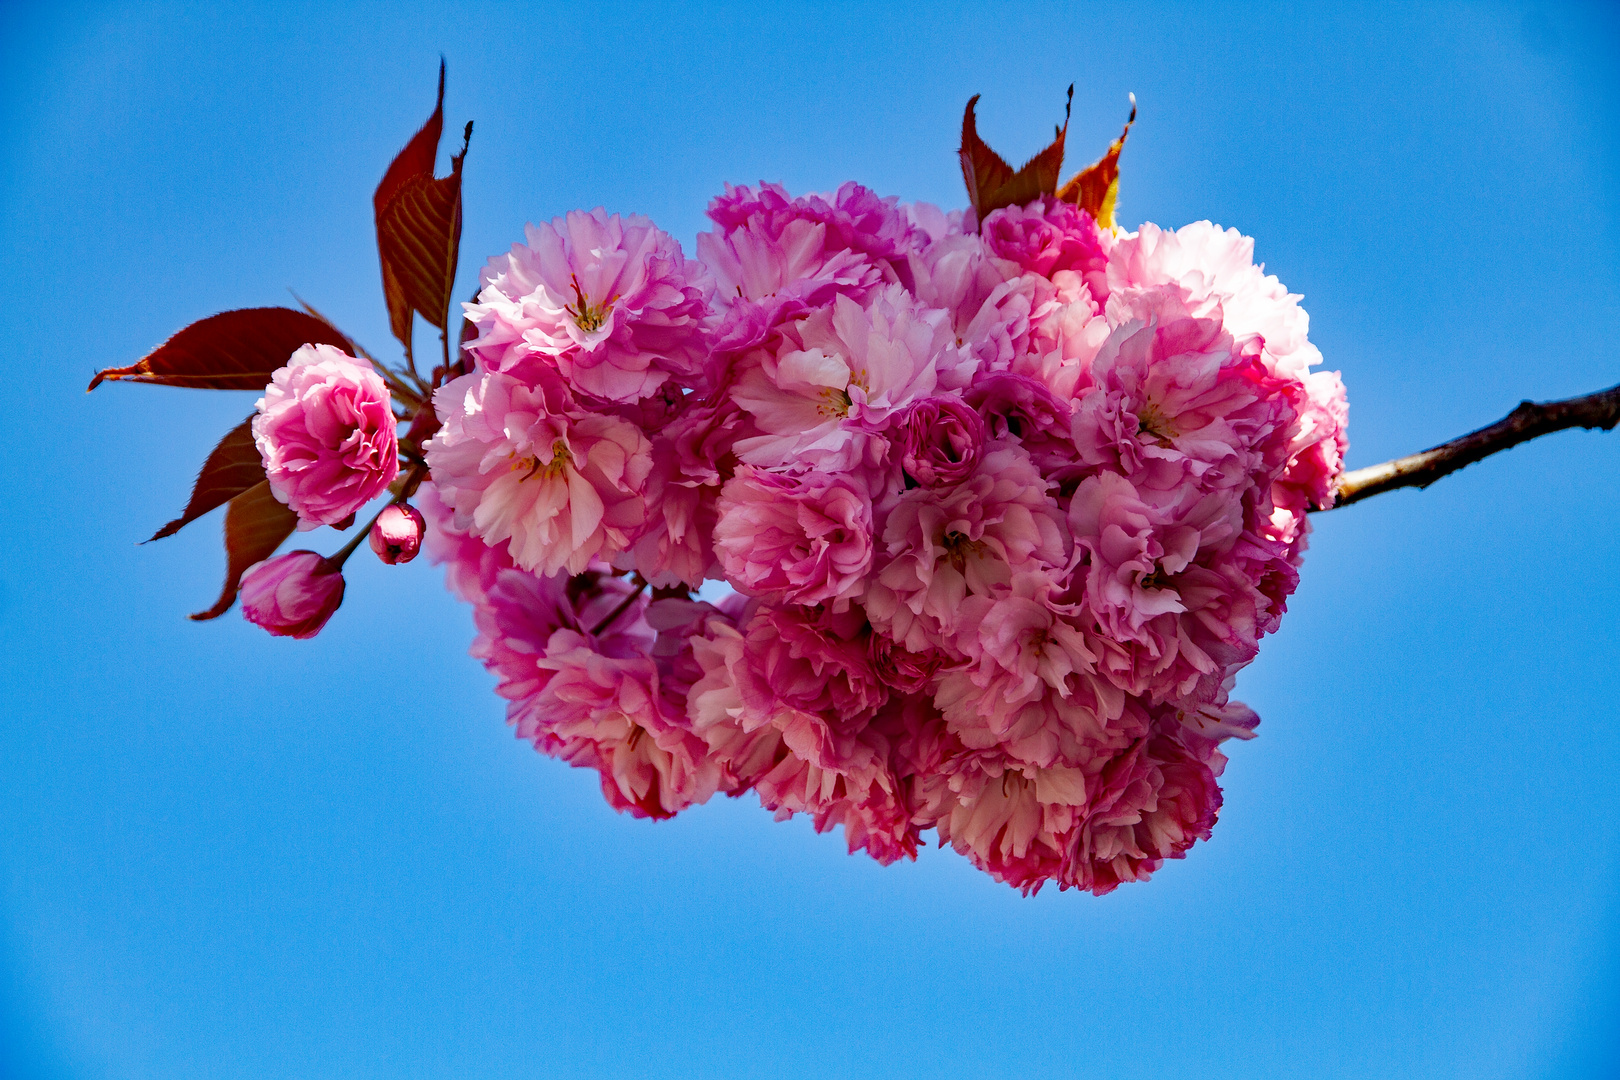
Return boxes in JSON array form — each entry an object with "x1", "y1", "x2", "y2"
[{"x1": 1321, "y1": 381, "x2": 1620, "y2": 511}]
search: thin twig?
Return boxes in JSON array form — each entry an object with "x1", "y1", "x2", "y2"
[
  {"x1": 397, "y1": 461, "x2": 428, "y2": 501},
  {"x1": 590, "y1": 576, "x2": 648, "y2": 637},
  {"x1": 1321, "y1": 381, "x2": 1620, "y2": 511}
]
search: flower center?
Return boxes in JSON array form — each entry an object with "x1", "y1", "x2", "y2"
[
  {"x1": 1140, "y1": 564, "x2": 1174, "y2": 591},
  {"x1": 938, "y1": 529, "x2": 984, "y2": 572},
  {"x1": 1136, "y1": 400, "x2": 1178, "y2": 444},
  {"x1": 817, "y1": 386, "x2": 853, "y2": 419},
  {"x1": 513, "y1": 440, "x2": 572, "y2": 481},
  {"x1": 565, "y1": 274, "x2": 615, "y2": 334}
]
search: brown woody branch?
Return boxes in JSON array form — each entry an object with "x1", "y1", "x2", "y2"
[{"x1": 1320, "y1": 381, "x2": 1620, "y2": 510}]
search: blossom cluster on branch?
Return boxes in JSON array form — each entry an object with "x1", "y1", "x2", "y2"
[
  {"x1": 92, "y1": 72, "x2": 1355, "y2": 894},
  {"x1": 415, "y1": 170, "x2": 1346, "y2": 892}
]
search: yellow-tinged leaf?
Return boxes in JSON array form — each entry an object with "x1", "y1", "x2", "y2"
[{"x1": 1057, "y1": 94, "x2": 1135, "y2": 230}]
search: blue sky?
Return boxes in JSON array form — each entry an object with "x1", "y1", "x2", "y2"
[{"x1": 2, "y1": 2, "x2": 1618, "y2": 1077}]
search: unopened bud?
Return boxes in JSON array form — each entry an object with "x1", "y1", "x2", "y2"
[
  {"x1": 239, "y1": 551, "x2": 345, "y2": 639},
  {"x1": 369, "y1": 503, "x2": 426, "y2": 565}
]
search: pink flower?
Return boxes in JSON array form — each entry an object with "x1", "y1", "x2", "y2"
[
  {"x1": 918, "y1": 753, "x2": 1092, "y2": 895},
  {"x1": 426, "y1": 369, "x2": 653, "y2": 576},
  {"x1": 907, "y1": 230, "x2": 1013, "y2": 338},
  {"x1": 730, "y1": 286, "x2": 967, "y2": 474},
  {"x1": 701, "y1": 181, "x2": 919, "y2": 299},
  {"x1": 932, "y1": 572, "x2": 1129, "y2": 769},
  {"x1": 714, "y1": 467, "x2": 873, "y2": 610},
  {"x1": 533, "y1": 630, "x2": 721, "y2": 819},
  {"x1": 253, "y1": 343, "x2": 398, "y2": 530},
  {"x1": 868, "y1": 635, "x2": 943, "y2": 696},
  {"x1": 1071, "y1": 297, "x2": 1301, "y2": 514},
  {"x1": 734, "y1": 603, "x2": 888, "y2": 735},
  {"x1": 896, "y1": 396, "x2": 984, "y2": 488},
  {"x1": 369, "y1": 503, "x2": 425, "y2": 564},
  {"x1": 752, "y1": 725, "x2": 918, "y2": 865},
  {"x1": 980, "y1": 196, "x2": 1111, "y2": 298},
  {"x1": 865, "y1": 441, "x2": 1067, "y2": 654},
  {"x1": 631, "y1": 398, "x2": 745, "y2": 589},
  {"x1": 964, "y1": 371, "x2": 1076, "y2": 477},
  {"x1": 1066, "y1": 731, "x2": 1223, "y2": 895},
  {"x1": 464, "y1": 208, "x2": 711, "y2": 402},
  {"x1": 1105, "y1": 221, "x2": 1348, "y2": 522},
  {"x1": 238, "y1": 550, "x2": 345, "y2": 639},
  {"x1": 684, "y1": 608, "x2": 785, "y2": 792},
  {"x1": 472, "y1": 566, "x2": 654, "y2": 751}
]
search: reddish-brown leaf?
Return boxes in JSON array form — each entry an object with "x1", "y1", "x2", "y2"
[
  {"x1": 374, "y1": 60, "x2": 470, "y2": 352},
  {"x1": 1057, "y1": 94, "x2": 1136, "y2": 230},
  {"x1": 959, "y1": 94, "x2": 1015, "y2": 221},
  {"x1": 87, "y1": 308, "x2": 352, "y2": 392},
  {"x1": 378, "y1": 164, "x2": 465, "y2": 333},
  {"x1": 959, "y1": 87, "x2": 1073, "y2": 226},
  {"x1": 147, "y1": 415, "x2": 265, "y2": 542},
  {"x1": 189, "y1": 480, "x2": 298, "y2": 621}
]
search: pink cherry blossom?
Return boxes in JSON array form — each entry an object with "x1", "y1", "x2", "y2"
[
  {"x1": 980, "y1": 196, "x2": 1112, "y2": 298},
  {"x1": 426, "y1": 369, "x2": 653, "y2": 576},
  {"x1": 713, "y1": 467, "x2": 873, "y2": 610},
  {"x1": 464, "y1": 208, "x2": 711, "y2": 402},
  {"x1": 730, "y1": 285, "x2": 967, "y2": 475},
  {"x1": 532, "y1": 630, "x2": 721, "y2": 819},
  {"x1": 417, "y1": 481, "x2": 514, "y2": 607},
  {"x1": 253, "y1": 343, "x2": 398, "y2": 530},
  {"x1": 630, "y1": 398, "x2": 746, "y2": 589},
  {"x1": 1066, "y1": 731, "x2": 1223, "y2": 895},
  {"x1": 896, "y1": 396, "x2": 985, "y2": 488},
  {"x1": 919, "y1": 753, "x2": 1092, "y2": 895},
  {"x1": 865, "y1": 441, "x2": 1067, "y2": 654},
  {"x1": 388, "y1": 188, "x2": 1348, "y2": 894}
]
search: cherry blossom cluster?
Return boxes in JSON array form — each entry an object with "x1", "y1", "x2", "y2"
[
  {"x1": 245, "y1": 183, "x2": 1347, "y2": 894},
  {"x1": 402, "y1": 184, "x2": 1344, "y2": 895}
]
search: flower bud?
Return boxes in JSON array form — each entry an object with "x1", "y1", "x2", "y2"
[
  {"x1": 369, "y1": 503, "x2": 426, "y2": 564},
  {"x1": 239, "y1": 551, "x2": 345, "y2": 639}
]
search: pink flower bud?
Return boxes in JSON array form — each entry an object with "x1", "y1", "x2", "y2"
[
  {"x1": 369, "y1": 503, "x2": 426, "y2": 564},
  {"x1": 238, "y1": 551, "x2": 345, "y2": 639}
]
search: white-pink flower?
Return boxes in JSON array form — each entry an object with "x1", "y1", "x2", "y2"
[
  {"x1": 730, "y1": 285, "x2": 967, "y2": 474},
  {"x1": 426, "y1": 369, "x2": 653, "y2": 576},
  {"x1": 464, "y1": 208, "x2": 711, "y2": 403}
]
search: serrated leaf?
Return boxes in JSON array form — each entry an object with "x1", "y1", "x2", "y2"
[
  {"x1": 87, "y1": 308, "x2": 352, "y2": 392},
  {"x1": 189, "y1": 480, "x2": 297, "y2": 621},
  {"x1": 1057, "y1": 95, "x2": 1136, "y2": 230},
  {"x1": 959, "y1": 87, "x2": 1072, "y2": 226},
  {"x1": 147, "y1": 415, "x2": 264, "y2": 542},
  {"x1": 374, "y1": 60, "x2": 470, "y2": 354},
  {"x1": 378, "y1": 166, "x2": 465, "y2": 332}
]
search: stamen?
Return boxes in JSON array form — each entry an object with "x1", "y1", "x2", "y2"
[{"x1": 565, "y1": 273, "x2": 616, "y2": 333}]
